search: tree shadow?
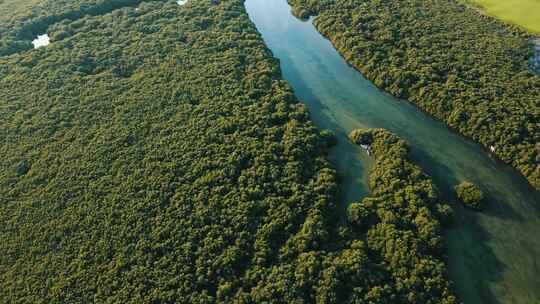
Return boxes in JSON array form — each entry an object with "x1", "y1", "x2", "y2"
[
  {"x1": 445, "y1": 208, "x2": 506, "y2": 304},
  {"x1": 409, "y1": 146, "x2": 525, "y2": 222},
  {"x1": 408, "y1": 147, "x2": 540, "y2": 304}
]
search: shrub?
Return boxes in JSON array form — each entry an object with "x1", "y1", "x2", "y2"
[{"x1": 455, "y1": 181, "x2": 485, "y2": 210}]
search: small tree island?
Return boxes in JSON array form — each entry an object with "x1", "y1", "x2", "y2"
[{"x1": 455, "y1": 181, "x2": 485, "y2": 211}]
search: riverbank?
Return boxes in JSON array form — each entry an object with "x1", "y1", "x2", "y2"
[
  {"x1": 245, "y1": 0, "x2": 540, "y2": 302},
  {"x1": 287, "y1": 0, "x2": 540, "y2": 193},
  {"x1": 0, "y1": 0, "x2": 346, "y2": 301}
]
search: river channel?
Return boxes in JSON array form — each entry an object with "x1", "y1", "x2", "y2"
[{"x1": 244, "y1": 0, "x2": 540, "y2": 303}]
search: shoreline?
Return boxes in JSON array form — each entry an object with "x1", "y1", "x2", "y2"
[{"x1": 292, "y1": 0, "x2": 540, "y2": 192}]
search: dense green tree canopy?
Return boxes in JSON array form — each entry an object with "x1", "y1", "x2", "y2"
[
  {"x1": 0, "y1": 0, "x2": 172, "y2": 56},
  {"x1": 348, "y1": 128, "x2": 457, "y2": 303},
  {"x1": 454, "y1": 181, "x2": 485, "y2": 210},
  {"x1": 288, "y1": 0, "x2": 540, "y2": 191},
  {"x1": 1, "y1": 0, "x2": 457, "y2": 302}
]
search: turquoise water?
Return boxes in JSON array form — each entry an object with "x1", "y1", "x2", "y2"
[{"x1": 244, "y1": 1, "x2": 540, "y2": 303}]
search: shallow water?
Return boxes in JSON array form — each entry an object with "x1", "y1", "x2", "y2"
[
  {"x1": 32, "y1": 34, "x2": 50, "y2": 49},
  {"x1": 244, "y1": 0, "x2": 540, "y2": 303}
]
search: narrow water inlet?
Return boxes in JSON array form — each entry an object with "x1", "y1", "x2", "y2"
[
  {"x1": 244, "y1": 0, "x2": 540, "y2": 303},
  {"x1": 530, "y1": 38, "x2": 540, "y2": 75}
]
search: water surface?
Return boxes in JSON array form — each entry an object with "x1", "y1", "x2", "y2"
[
  {"x1": 245, "y1": 1, "x2": 540, "y2": 303},
  {"x1": 530, "y1": 38, "x2": 540, "y2": 75}
]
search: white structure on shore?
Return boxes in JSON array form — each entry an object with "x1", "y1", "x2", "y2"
[
  {"x1": 360, "y1": 144, "x2": 372, "y2": 156},
  {"x1": 32, "y1": 34, "x2": 50, "y2": 49}
]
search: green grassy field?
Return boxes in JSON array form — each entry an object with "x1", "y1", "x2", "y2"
[{"x1": 468, "y1": 0, "x2": 540, "y2": 34}]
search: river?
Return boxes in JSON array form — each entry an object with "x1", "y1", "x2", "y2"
[{"x1": 244, "y1": 0, "x2": 540, "y2": 303}]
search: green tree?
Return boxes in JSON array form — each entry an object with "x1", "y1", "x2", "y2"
[{"x1": 455, "y1": 181, "x2": 485, "y2": 210}]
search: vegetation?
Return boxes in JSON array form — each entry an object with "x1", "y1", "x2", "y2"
[
  {"x1": 0, "y1": 0, "x2": 458, "y2": 302},
  {"x1": 347, "y1": 128, "x2": 457, "y2": 303},
  {"x1": 0, "y1": 0, "x2": 168, "y2": 56},
  {"x1": 288, "y1": 0, "x2": 540, "y2": 191},
  {"x1": 466, "y1": 0, "x2": 540, "y2": 34},
  {"x1": 454, "y1": 181, "x2": 485, "y2": 210}
]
